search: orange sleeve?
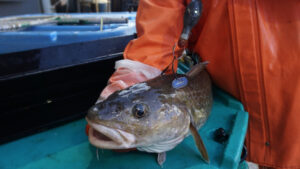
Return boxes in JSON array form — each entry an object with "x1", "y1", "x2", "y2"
[{"x1": 123, "y1": 0, "x2": 189, "y2": 71}]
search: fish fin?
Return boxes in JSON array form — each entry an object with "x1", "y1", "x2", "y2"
[
  {"x1": 157, "y1": 152, "x2": 166, "y2": 167},
  {"x1": 186, "y1": 61, "x2": 209, "y2": 78},
  {"x1": 189, "y1": 123, "x2": 210, "y2": 163}
]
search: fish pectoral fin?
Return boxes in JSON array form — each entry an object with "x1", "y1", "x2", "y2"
[
  {"x1": 186, "y1": 61, "x2": 209, "y2": 78},
  {"x1": 189, "y1": 123, "x2": 210, "y2": 163},
  {"x1": 157, "y1": 152, "x2": 166, "y2": 167}
]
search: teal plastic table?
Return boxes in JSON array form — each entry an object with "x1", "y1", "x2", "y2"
[{"x1": 0, "y1": 88, "x2": 248, "y2": 169}]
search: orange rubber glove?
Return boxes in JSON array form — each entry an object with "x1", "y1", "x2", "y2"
[{"x1": 97, "y1": 59, "x2": 161, "y2": 102}]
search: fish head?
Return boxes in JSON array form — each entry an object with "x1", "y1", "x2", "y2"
[{"x1": 86, "y1": 81, "x2": 191, "y2": 150}]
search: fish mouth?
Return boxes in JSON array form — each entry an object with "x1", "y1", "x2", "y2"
[{"x1": 86, "y1": 118, "x2": 136, "y2": 149}]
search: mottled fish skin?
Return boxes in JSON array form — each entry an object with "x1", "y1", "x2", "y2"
[
  {"x1": 86, "y1": 64, "x2": 212, "y2": 152},
  {"x1": 177, "y1": 70, "x2": 213, "y2": 129}
]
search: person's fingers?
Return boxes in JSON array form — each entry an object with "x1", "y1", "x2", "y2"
[
  {"x1": 99, "y1": 71, "x2": 149, "y2": 100},
  {"x1": 99, "y1": 80, "x2": 128, "y2": 99},
  {"x1": 109, "y1": 69, "x2": 148, "y2": 84}
]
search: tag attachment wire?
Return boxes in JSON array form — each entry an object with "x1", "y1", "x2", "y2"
[{"x1": 161, "y1": 43, "x2": 180, "y2": 79}]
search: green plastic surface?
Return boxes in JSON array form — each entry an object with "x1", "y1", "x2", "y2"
[{"x1": 0, "y1": 88, "x2": 248, "y2": 169}]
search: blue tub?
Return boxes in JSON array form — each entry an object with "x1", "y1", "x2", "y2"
[{"x1": 0, "y1": 12, "x2": 136, "y2": 54}]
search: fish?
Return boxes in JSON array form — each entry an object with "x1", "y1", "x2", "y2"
[{"x1": 86, "y1": 62, "x2": 213, "y2": 166}]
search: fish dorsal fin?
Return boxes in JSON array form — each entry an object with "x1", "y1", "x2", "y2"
[
  {"x1": 189, "y1": 123, "x2": 210, "y2": 163},
  {"x1": 186, "y1": 61, "x2": 209, "y2": 78}
]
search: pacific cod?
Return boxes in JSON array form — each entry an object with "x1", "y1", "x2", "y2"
[{"x1": 86, "y1": 62, "x2": 213, "y2": 165}]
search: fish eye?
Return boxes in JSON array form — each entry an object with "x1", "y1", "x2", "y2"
[{"x1": 132, "y1": 104, "x2": 146, "y2": 118}]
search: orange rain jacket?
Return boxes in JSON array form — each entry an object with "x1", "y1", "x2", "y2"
[{"x1": 123, "y1": 0, "x2": 300, "y2": 168}]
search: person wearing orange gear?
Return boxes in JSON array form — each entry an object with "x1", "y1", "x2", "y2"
[{"x1": 94, "y1": 0, "x2": 300, "y2": 168}]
